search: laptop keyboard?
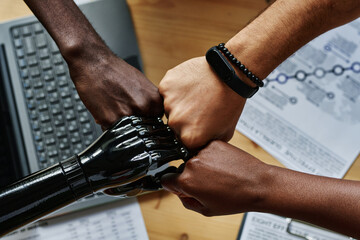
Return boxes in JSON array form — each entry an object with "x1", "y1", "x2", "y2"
[{"x1": 10, "y1": 22, "x2": 101, "y2": 169}]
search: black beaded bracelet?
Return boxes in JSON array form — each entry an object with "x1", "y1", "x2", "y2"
[{"x1": 217, "y1": 43, "x2": 264, "y2": 87}]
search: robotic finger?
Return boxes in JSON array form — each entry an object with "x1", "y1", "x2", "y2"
[{"x1": 103, "y1": 165, "x2": 181, "y2": 197}]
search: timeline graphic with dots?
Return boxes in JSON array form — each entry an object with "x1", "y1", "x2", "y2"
[{"x1": 264, "y1": 62, "x2": 360, "y2": 86}]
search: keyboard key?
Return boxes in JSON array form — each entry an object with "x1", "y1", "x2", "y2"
[
  {"x1": 18, "y1": 58, "x2": 27, "y2": 68},
  {"x1": 56, "y1": 131, "x2": 67, "y2": 139},
  {"x1": 40, "y1": 113, "x2": 51, "y2": 123},
  {"x1": 35, "y1": 89, "x2": 46, "y2": 100},
  {"x1": 61, "y1": 149, "x2": 72, "y2": 160},
  {"x1": 25, "y1": 89, "x2": 33, "y2": 99},
  {"x1": 60, "y1": 91, "x2": 71, "y2": 99},
  {"x1": 54, "y1": 115, "x2": 65, "y2": 127},
  {"x1": 57, "y1": 75, "x2": 68, "y2": 87},
  {"x1": 68, "y1": 121, "x2": 78, "y2": 132},
  {"x1": 63, "y1": 97, "x2": 73, "y2": 109},
  {"x1": 76, "y1": 104, "x2": 86, "y2": 112},
  {"x1": 22, "y1": 26, "x2": 32, "y2": 36},
  {"x1": 27, "y1": 100, "x2": 36, "y2": 110},
  {"x1": 24, "y1": 36, "x2": 36, "y2": 55},
  {"x1": 33, "y1": 78, "x2": 44, "y2": 89},
  {"x1": 46, "y1": 81, "x2": 57, "y2": 93},
  {"x1": 30, "y1": 110, "x2": 38, "y2": 120},
  {"x1": 20, "y1": 69, "x2": 29, "y2": 79},
  {"x1": 71, "y1": 135, "x2": 81, "y2": 144},
  {"x1": 74, "y1": 93, "x2": 81, "y2": 102},
  {"x1": 52, "y1": 53, "x2": 63, "y2": 65},
  {"x1": 49, "y1": 92, "x2": 60, "y2": 104},
  {"x1": 30, "y1": 66, "x2": 41, "y2": 77},
  {"x1": 31, "y1": 120, "x2": 40, "y2": 131},
  {"x1": 49, "y1": 39, "x2": 59, "y2": 53},
  {"x1": 38, "y1": 103, "x2": 48, "y2": 112},
  {"x1": 41, "y1": 59, "x2": 52, "y2": 70},
  {"x1": 81, "y1": 123, "x2": 92, "y2": 135},
  {"x1": 43, "y1": 71, "x2": 54, "y2": 82},
  {"x1": 14, "y1": 39, "x2": 23, "y2": 48},
  {"x1": 51, "y1": 105, "x2": 62, "y2": 115},
  {"x1": 27, "y1": 55, "x2": 38, "y2": 66},
  {"x1": 33, "y1": 23, "x2": 43, "y2": 33},
  {"x1": 39, "y1": 48, "x2": 50, "y2": 59},
  {"x1": 23, "y1": 79, "x2": 31, "y2": 89},
  {"x1": 35, "y1": 34, "x2": 47, "y2": 48},
  {"x1": 84, "y1": 135, "x2": 94, "y2": 146},
  {"x1": 48, "y1": 157, "x2": 58, "y2": 165},
  {"x1": 39, "y1": 153, "x2": 46, "y2": 163},
  {"x1": 12, "y1": 28, "x2": 20, "y2": 38},
  {"x1": 36, "y1": 143, "x2": 45, "y2": 152},
  {"x1": 16, "y1": 49, "x2": 25, "y2": 58},
  {"x1": 34, "y1": 132, "x2": 42, "y2": 142},
  {"x1": 45, "y1": 137, "x2": 56, "y2": 146},
  {"x1": 43, "y1": 123, "x2": 53, "y2": 134},
  {"x1": 59, "y1": 138, "x2": 69, "y2": 150},
  {"x1": 56, "y1": 125, "x2": 67, "y2": 138},
  {"x1": 55, "y1": 64, "x2": 66, "y2": 76},
  {"x1": 79, "y1": 112, "x2": 90, "y2": 123},
  {"x1": 47, "y1": 146, "x2": 58, "y2": 158},
  {"x1": 74, "y1": 143, "x2": 83, "y2": 154}
]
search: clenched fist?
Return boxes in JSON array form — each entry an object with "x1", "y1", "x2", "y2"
[{"x1": 159, "y1": 57, "x2": 246, "y2": 149}]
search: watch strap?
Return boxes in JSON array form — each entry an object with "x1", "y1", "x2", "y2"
[{"x1": 206, "y1": 46, "x2": 259, "y2": 98}]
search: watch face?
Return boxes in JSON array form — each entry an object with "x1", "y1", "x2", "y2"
[{"x1": 206, "y1": 47, "x2": 234, "y2": 82}]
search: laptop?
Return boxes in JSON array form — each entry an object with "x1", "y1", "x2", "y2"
[{"x1": 0, "y1": 0, "x2": 143, "y2": 214}]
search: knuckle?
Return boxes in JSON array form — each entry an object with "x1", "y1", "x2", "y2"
[
  {"x1": 178, "y1": 174, "x2": 193, "y2": 193},
  {"x1": 207, "y1": 139, "x2": 223, "y2": 148},
  {"x1": 185, "y1": 158, "x2": 200, "y2": 170},
  {"x1": 181, "y1": 132, "x2": 202, "y2": 150},
  {"x1": 158, "y1": 82, "x2": 166, "y2": 95},
  {"x1": 167, "y1": 117, "x2": 181, "y2": 130}
]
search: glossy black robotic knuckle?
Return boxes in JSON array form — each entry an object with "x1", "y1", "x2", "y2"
[
  {"x1": 143, "y1": 137, "x2": 179, "y2": 150},
  {"x1": 136, "y1": 125, "x2": 173, "y2": 138},
  {"x1": 130, "y1": 116, "x2": 163, "y2": 126}
]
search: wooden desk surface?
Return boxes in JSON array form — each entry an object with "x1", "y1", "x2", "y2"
[{"x1": 1, "y1": 1, "x2": 359, "y2": 239}]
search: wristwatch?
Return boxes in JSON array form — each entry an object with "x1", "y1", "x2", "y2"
[{"x1": 205, "y1": 46, "x2": 258, "y2": 98}]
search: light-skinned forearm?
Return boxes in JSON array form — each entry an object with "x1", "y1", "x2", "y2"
[
  {"x1": 24, "y1": 0, "x2": 111, "y2": 69},
  {"x1": 257, "y1": 165, "x2": 360, "y2": 238},
  {"x1": 226, "y1": 0, "x2": 360, "y2": 84}
]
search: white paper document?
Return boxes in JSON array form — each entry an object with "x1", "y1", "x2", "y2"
[
  {"x1": 236, "y1": 18, "x2": 360, "y2": 240},
  {"x1": 238, "y1": 213, "x2": 351, "y2": 240},
  {"x1": 3, "y1": 198, "x2": 149, "y2": 240},
  {"x1": 237, "y1": 18, "x2": 360, "y2": 178}
]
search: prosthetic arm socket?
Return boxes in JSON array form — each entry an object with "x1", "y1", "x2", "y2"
[{"x1": 0, "y1": 116, "x2": 189, "y2": 237}]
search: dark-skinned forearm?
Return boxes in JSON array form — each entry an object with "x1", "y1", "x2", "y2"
[
  {"x1": 23, "y1": 0, "x2": 111, "y2": 67},
  {"x1": 258, "y1": 166, "x2": 360, "y2": 238}
]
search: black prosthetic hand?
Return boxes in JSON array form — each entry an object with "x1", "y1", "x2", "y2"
[{"x1": 0, "y1": 116, "x2": 188, "y2": 237}]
